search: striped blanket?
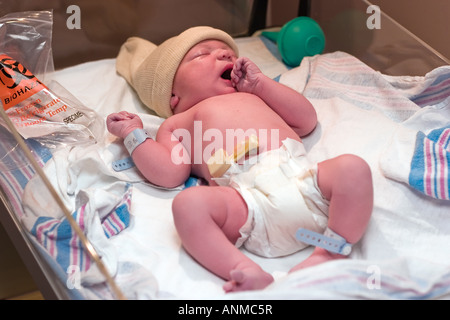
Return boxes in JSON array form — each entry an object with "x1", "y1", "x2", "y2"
[
  {"x1": 18, "y1": 137, "x2": 139, "y2": 286},
  {"x1": 405, "y1": 70, "x2": 450, "y2": 200},
  {"x1": 410, "y1": 126, "x2": 450, "y2": 200},
  {"x1": 376, "y1": 66, "x2": 450, "y2": 201},
  {"x1": 29, "y1": 185, "x2": 132, "y2": 278}
]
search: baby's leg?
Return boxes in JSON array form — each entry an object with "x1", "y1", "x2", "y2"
[
  {"x1": 291, "y1": 154, "x2": 373, "y2": 271},
  {"x1": 172, "y1": 185, "x2": 273, "y2": 292}
]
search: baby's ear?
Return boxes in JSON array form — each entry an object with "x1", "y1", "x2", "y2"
[{"x1": 170, "y1": 94, "x2": 180, "y2": 110}]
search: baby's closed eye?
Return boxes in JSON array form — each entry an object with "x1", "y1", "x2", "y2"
[{"x1": 193, "y1": 50, "x2": 210, "y2": 59}]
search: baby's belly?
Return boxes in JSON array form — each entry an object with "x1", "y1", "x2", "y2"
[
  {"x1": 186, "y1": 93, "x2": 302, "y2": 181},
  {"x1": 196, "y1": 95, "x2": 299, "y2": 146}
]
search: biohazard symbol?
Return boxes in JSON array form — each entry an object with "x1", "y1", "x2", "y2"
[{"x1": 0, "y1": 55, "x2": 45, "y2": 110}]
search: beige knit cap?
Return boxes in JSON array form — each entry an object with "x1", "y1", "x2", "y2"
[{"x1": 116, "y1": 26, "x2": 239, "y2": 118}]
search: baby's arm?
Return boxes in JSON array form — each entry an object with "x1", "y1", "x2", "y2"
[
  {"x1": 106, "y1": 111, "x2": 191, "y2": 188},
  {"x1": 232, "y1": 57, "x2": 317, "y2": 137}
]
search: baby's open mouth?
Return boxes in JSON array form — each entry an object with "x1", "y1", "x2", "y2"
[{"x1": 221, "y1": 68, "x2": 232, "y2": 80}]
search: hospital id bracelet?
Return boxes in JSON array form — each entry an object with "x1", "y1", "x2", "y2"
[
  {"x1": 124, "y1": 128, "x2": 150, "y2": 155},
  {"x1": 296, "y1": 227, "x2": 352, "y2": 256}
]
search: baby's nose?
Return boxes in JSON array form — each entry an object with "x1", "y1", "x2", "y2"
[{"x1": 217, "y1": 49, "x2": 234, "y2": 61}]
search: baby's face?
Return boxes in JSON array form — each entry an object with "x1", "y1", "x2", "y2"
[{"x1": 171, "y1": 40, "x2": 237, "y2": 113}]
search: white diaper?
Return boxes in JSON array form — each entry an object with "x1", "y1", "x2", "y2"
[{"x1": 214, "y1": 138, "x2": 329, "y2": 258}]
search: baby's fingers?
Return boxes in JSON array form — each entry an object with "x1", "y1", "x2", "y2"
[
  {"x1": 232, "y1": 64, "x2": 242, "y2": 78},
  {"x1": 107, "y1": 111, "x2": 129, "y2": 122},
  {"x1": 231, "y1": 70, "x2": 240, "y2": 86},
  {"x1": 106, "y1": 113, "x2": 122, "y2": 124}
]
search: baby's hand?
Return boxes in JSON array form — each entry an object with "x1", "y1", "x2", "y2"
[
  {"x1": 231, "y1": 57, "x2": 263, "y2": 94},
  {"x1": 106, "y1": 111, "x2": 143, "y2": 139}
]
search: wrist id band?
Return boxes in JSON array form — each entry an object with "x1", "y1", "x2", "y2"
[
  {"x1": 296, "y1": 227, "x2": 352, "y2": 255},
  {"x1": 124, "y1": 128, "x2": 150, "y2": 155}
]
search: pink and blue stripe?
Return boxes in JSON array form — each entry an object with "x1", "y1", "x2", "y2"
[
  {"x1": 409, "y1": 126, "x2": 450, "y2": 200},
  {"x1": 29, "y1": 186, "x2": 131, "y2": 274}
]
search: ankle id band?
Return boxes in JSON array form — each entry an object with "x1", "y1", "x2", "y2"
[{"x1": 296, "y1": 227, "x2": 352, "y2": 255}]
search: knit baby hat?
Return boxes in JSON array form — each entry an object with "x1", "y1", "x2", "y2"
[{"x1": 116, "y1": 26, "x2": 239, "y2": 118}]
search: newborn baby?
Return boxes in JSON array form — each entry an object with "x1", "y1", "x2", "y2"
[{"x1": 107, "y1": 27, "x2": 373, "y2": 292}]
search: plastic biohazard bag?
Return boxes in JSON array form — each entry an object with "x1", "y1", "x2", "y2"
[{"x1": 0, "y1": 10, "x2": 103, "y2": 153}]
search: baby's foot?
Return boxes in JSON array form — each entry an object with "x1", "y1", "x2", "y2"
[
  {"x1": 289, "y1": 247, "x2": 345, "y2": 273},
  {"x1": 223, "y1": 268, "x2": 274, "y2": 293}
]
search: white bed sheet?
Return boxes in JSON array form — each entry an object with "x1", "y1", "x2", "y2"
[{"x1": 23, "y1": 37, "x2": 450, "y2": 299}]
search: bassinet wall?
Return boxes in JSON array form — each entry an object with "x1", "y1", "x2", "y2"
[
  {"x1": 1, "y1": 1, "x2": 449, "y2": 300},
  {"x1": 0, "y1": 127, "x2": 79, "y2": 299}
]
